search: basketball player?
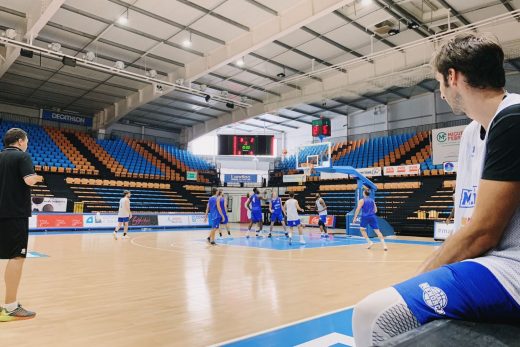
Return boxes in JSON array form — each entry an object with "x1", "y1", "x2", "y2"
[
  {"x1": 0, "y1": 128, "x2": 43, "y2": 322},
  {"x1": 114, "y1": 190, "x2": 131, "y2": 240},
  {"x1": 352, "y1": 189, "x2": 387, "y2": 251},
  {"x1": 283, "y1": 191, "x2": 305, "y2": 245},
  {"x1": 244, "y1": 192, "x2": 254, "y2": 236},
  {"x1": 204, "y1": 188, "x2": 224, "y2": 245},
  {"x1": 246, "y1": 188, "x2": 264, "y2": 238},
  {"x1": 269, "y1": 191, "x2": 287, "y2": 238},
  {"x1": 315, "y1": 193, "x2": 329, "y2": 237},
  {"x1": 217, "y1": 189, "x2": 232, "y2": 239},
  {"x1": 353, "y1": 34, "x2": 520, "y2": 346}
]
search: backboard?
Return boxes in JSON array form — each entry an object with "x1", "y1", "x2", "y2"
[{"x1": 296, "y1": 142, "x2": 331, "y2": 170}]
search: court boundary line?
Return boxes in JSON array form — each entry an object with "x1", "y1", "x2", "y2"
[
  {"x1": 129, "y1": 234, "x2": 426, "y2": 264},
  {"x1": 209, "y1": 305, "x2": 355, "y2": 347}
]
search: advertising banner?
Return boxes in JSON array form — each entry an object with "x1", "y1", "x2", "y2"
[
  {"x1": 432, "y1": 125, "x2": 466, "y2": 165},
  {"x1": 37, "y1": 214, "x2": 84, "y2": 229},
  {"x1": 282, "y1": 174, "x2": 306, "y2": 183},
  {"x1": 189, "y1": 214, "x2": 209, "y2": 226},
  {"x1": 356, "y1": 167, "x2": 382, "y2": 177},
  {"x1": 158, "y1": 215, "x2": 191, "y2": 227},
  {"x1": 434, "y1": 221, "x2": 455, "y2": 240},
  {"x1": 130, "y1": 215, "x2": 158, "y2": 226},
  {"x1": 83, "y1": 214, "x2": 119, "y2": 228},
  {"x1": 32, "y1": 197, "x2": 67, "y2": 212},
  {"x1": 306, "y1": 215, "x2": 336, "y2": 228},
  {"x1": 42, "y1": 109, "x2": 93, "y2": 127},
  {"x1": 383, "y1": 164, "x2": 420, "y2": 176},
  {"x1": 224, "y1": 174, "x2": 257, "y2": 183}
]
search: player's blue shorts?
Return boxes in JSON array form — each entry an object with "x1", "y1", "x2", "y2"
[
  {"x1": 251, "y1": 210, "x2": 262, "y2": 223},
  {"x1": 394, "y1": 261, "x2": 520, "y2": 325},
  {"x1": 287, "y1": 219, "x2": 300, "y2": 227},
  {"x1": 210, "y1": 215, "x2": 221, "y2": 229},
  {"x1": 221, "y1": 214, "x2": 228, "y2": 225},
  {"x1": 319, "y1": 215, "x2": 327, "y2": 224},
  {"x1": 118, "y1": 217, "x2": 129, "y2": 223},
  {"x1": 271, "y1": 211, "x2": 284, "y2": 223},
  {"x1": 360, "y1": 214, "x2": 378, "y2": 229}
]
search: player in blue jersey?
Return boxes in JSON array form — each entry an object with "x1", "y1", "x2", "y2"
[
  {"x1": 352, "y1": 189, "x2": 387, "y2": 251},
  {"x1": 217, "y1": 189, "x2": 232, "y2": 239},
  {"x1": 268, "y1": 191, "x2": 287, "y2": 238},
  {"x1": 246, "y1": 188, "x2": 265, "y2": 238},
  {"x1": 204, "y1": 188, "x2": 224, "y2": 245}
]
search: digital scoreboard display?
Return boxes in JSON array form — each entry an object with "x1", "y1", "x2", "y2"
[
  {"x1": 218, "y1": 135, "x2": 274, "y2": 156},
  {"x1": 312, "y1": 118, "x2": 331, "y2": 137}
]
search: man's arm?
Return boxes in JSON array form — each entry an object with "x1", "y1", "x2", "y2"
[
  {"x1": 269, "y1": 200, "x2": 273, "y2": 213},
  {"x1": 204, "y1": 201, "x2": 209, "y2": 220},
  {"x1": 216, "y1": 198, "x2": 224, "y2": 219},
  {"x1": 319, "y1": 198, "x2": 327, "y2": 212},
  {"x1": 24, "y1": 174, "x2": 43, "y2": 186},
  {"x1": 126, "y1": 199, "x2": 132, "y2": 218},
  {"x1": 296, "y1": 201, "x2": 304, "y2": 212},
  {"x1": 246, "y1": 198, "x2": 251, "y2": 210},
  {"x1": 418, "y1": 179, "x2": 520, "y2": 274}
]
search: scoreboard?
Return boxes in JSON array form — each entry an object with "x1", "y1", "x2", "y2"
[
  {"x1": 312, "y1": 117, "x2": 331, "y2": 137},
  {"x1": 218, "y1": 135, "x2": 274, "y2": 156}
]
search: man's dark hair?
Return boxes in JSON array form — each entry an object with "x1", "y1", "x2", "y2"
[
  {"x1": 316, "y1": 193, "x2": 321, "y2": 198},
  {"x1": 3, "y1": 128, "x2": 27, "y2": 147},
  {"x1": 431, "y1": 33, "x2": 505, "y2": 90},
  {"x1": 363, "y1": 189, "x2": 371, "y2": 197},
  {"x1": 212, "y1": 188, "x2": 218, "y2": 195},
  {"x1": 123, "y1": 190, "x2": 131, "y2": 196},
  {"x1": 289, "y1": 191, "x2": 294, "y2": 198},
  {"x1": 253, "y1": 188, "x2": 259, "y2": 194}
]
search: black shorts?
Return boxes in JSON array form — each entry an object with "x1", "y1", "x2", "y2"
[{"x1": 0, "y1": 218, "x2": 29, "y2": 259}]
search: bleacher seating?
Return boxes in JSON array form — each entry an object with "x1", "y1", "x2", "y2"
[
  {"x1": 160, "y1": 143, "x2": 214, "y2": 171},
  {"x1": 0, "y1": 121, "x2": 74, "y2": 170}
]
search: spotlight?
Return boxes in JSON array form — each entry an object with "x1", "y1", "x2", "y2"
[
  {"x1": 4, "y1": 28, "x2": 17, "y2": 39},
  {"x1": 114, "y1": 61, "x2": 125, "y2": 69},
  {"x1": 62, "y1": 56, "x2": 77, "y2": 67},
  {"x1": 277, "y1": 72, "x2": 286, "y2": 78},
  {"x1": 20, "y1": 49, "x2": 33, "y2": 58},
  {"x1": 226, "y1": 102, "x2": 235, "y2": 109},
  {"x1": 204, "y1": 94, "x2": 211, "y2": 102},
  {"x1": 48, "y1": 42, "x2": 61, "y2": 52},
  {"x1": 146, "y1": 69, "x2": 157, "y2": 78},
  {"x1": 361, "y1": 0, "x2": 372, "y2": 5},
  {"x1": 408, "y1": 21, "x2": 419, "y2": 29},
  {"x1": 83, "y1": 51, "x2": 96, "y2": 62},
  {"x1": 236, "y1": 57, "x2": 244, "y2": 67},
  {"x1": 388, "y1": 28, "x2": 400, "y2": 36}
]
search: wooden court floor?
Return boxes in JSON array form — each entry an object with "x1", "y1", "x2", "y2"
[{"x1": 0, "y1": 224, "x2": 438, "y2": 347}]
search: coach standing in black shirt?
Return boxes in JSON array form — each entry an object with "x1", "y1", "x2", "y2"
[{"x1": 0, "y1": 128, "x2": 43, "y2": 322}]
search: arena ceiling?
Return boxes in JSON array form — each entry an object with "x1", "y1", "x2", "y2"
[{"x1": 0, "y1": 0, "x2": 519, "y2": 140}]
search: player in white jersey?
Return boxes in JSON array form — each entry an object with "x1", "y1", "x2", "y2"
[
  {"x1": 113, "y1": 190, "x2": 131, "y2": 240},
  {"x1": 314, "y1": 193, "x2": 329, "y2": 237},
  {"x1": 283, "y1": 191, "x2": 305, "y2": 245},
  {"x1": 353, "y1": 34, "x2": 520, "y2": 346}
]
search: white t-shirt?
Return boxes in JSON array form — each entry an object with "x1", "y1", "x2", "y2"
[
  {"x1": 285, "y1": 199, "x2": 300, "y2": 221},
  {"x1": 118, "y1": 197, "x2": 131, "y2": 218},
  {"x1": 458, "y1": 93, "x2": 520, "y2": 304},
  {"x1": 316, "y1": 198, "x2": 327, "y2": 216}
]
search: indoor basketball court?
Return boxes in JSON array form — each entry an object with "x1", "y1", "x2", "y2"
[{"x1": 1, "y1": 1, "x2": 520, "y2": 346}]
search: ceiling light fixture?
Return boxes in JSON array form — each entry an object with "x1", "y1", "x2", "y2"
[
  {"x1": 182, "y1": 31, "x2": 192, "y2": 47},
  {"x1": 277, "y1": 67, "x2": 286, "y2": 78},
  {"x1": 388, "y1": 28, "x2": 400, "y2": 36},
  {"x1": 408, "y1": 21, "x2": 419, "y2": 29},
  {"x1": 204, "y1": 94, "x2": 211, "y2": 102},
  {"x1": 236, "y1": 57, "x2": 245, "y2": 67},
  {"x1": 48, "y1": 42, "x2": 61, "y2": 52},
  {"x1": 114, "y1": 60, "x2": 125, "y2": 69},
  {"x1": 4, "y1": 28, "x2": 17, "y2": 39},
  {"x1": 146, "y1": 69, "x2": 157, "y2": 78},
  {"x1": 361, "y1": 0, "x2": 372, "y2": 5},
  {"x1": 226, "y1": 102, "x2": 235, "y2": 109},
  {"x1": 118, "y1": 9, "x2": 129, "y2": 25},
  {"x1": 83, "y1": 51, "x2": 96, "y2": 62}
]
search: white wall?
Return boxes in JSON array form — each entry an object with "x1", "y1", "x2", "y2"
[{"x1": 0, "y1": 102, "x2": 40, "y2": 119}]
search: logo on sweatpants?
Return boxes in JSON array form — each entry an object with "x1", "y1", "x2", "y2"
[
  {"x1": 420, "y1": 282, "x2": 448, "y2": 315},
  {"x1": 21, "y1": 248, "x2": 26, "y2": 255}
]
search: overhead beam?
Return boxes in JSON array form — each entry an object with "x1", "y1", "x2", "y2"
[
  {"x1": 436, "y1": 0, "x2": 471, "y2": 26},
  {"x1": 375, "y1": 0, "x2": 433, "y2": 38},
  {"x1": 0, "y1": 0, "x2": 65, "y2": 78},
  {"x1": 254, "y1": 117, "x2": 299, "y2": 129},
  {"x1": 275, "y1": 112, "x2": 312, "y2": 125},
  {"x1": 500, "y1": 0, "x2": 520, "y2": 22},
  {"x1": 249, "y1": 52, "x2": 322, "y2": 82}
]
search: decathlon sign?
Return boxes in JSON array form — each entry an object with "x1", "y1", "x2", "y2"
[
  {"x1": 224, "y1": 174, "x2": 257, "y2": 183},
  {"x1": 42, "y1": 109, "x2": 93, "y2": 127}
]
